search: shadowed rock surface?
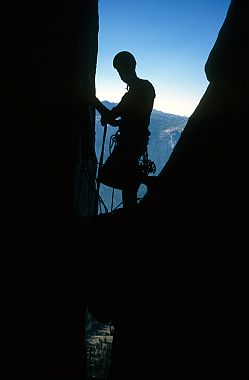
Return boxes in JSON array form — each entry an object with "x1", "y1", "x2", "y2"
[
  {"x1": 2, "y1": 0, "x2": 248, "y2": 379},
  {"x1": 2, "y1": 1, "x2": 98, "y2": 379},
  {"x1": 88, "y1": 1, "x2": 249, "y2": 378}
]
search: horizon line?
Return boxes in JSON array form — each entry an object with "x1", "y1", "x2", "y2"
[{"x1": 99, "y1": 99, "x2": 190, "y2": 118}]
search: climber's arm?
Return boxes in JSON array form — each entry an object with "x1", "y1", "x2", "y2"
[{"x1": 91, "y1": 96, "x2": 121, "y2": 126}]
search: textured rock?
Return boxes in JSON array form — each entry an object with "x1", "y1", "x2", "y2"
[
  {"x1": 2, "y1": 0, "x2": 248, "y2": 378},
  {"x1": 2, "y1": 1, "x2": 99, "y2": 379}
]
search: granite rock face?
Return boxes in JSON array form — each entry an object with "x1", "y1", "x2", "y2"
[
  {"x1": 136, "y1": 0, "x2": 249, "y2": 376},
  {"x1": 3, "y1": 0, "x2": 99, "y2": 221},
  {"x1": 2, "y1": 1, "x2": 99, "y2": 379},
  {"x1": 2, "y1": 0, "x2": 248, "y2": 378}
]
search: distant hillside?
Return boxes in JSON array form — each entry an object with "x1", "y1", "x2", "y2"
[{"x1": 95, "y1": 100, "x2": 188, "y2": 212}]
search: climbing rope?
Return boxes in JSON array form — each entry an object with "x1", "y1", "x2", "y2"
[
  {"x1": 94, "y1": 123, "x2": 109, "y2": 215},
  {"x1": 109, "y1": 132, "x2": 119, "y2": 212}
]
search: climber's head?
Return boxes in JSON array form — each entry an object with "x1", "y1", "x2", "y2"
[
  {"x1": 113, "y1": 51, "x2": 137, "y2": 85},
  {"x1": 113, "y1": 51, "x2": 136, "y2": 70}
]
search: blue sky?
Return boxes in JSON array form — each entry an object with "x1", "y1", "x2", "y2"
[{"x1": 95, "y1": 0, "x2": 231, "y2": 117}]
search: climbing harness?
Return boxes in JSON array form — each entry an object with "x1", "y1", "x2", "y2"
[
  {"x1": 107, "y1": 130, "x2": 156, "y2": 209},
  {"x1": 109, "y1": 130, "x2": 156, "y2": 177},
  {"x1": 95, "y1": 124, "x2": 156, "y2": 214}
]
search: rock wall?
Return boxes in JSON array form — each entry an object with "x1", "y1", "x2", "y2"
[
  {"x1": 3, "y1": 0, "x2": 99, "y2": 223},
  {"x1": 2, "y1": 0, "x2": 248, "y2": 378},
  {"x1": 137, "y1": 0, "x2": 249, "y2": 375},
  {"x1": 2, "y1": 1, "x2": 99, "y2": 379}
]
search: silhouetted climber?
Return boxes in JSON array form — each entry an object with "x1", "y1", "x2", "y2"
[{"x1": 91, "y1": 51, "x2": 156, "y2": 210}]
